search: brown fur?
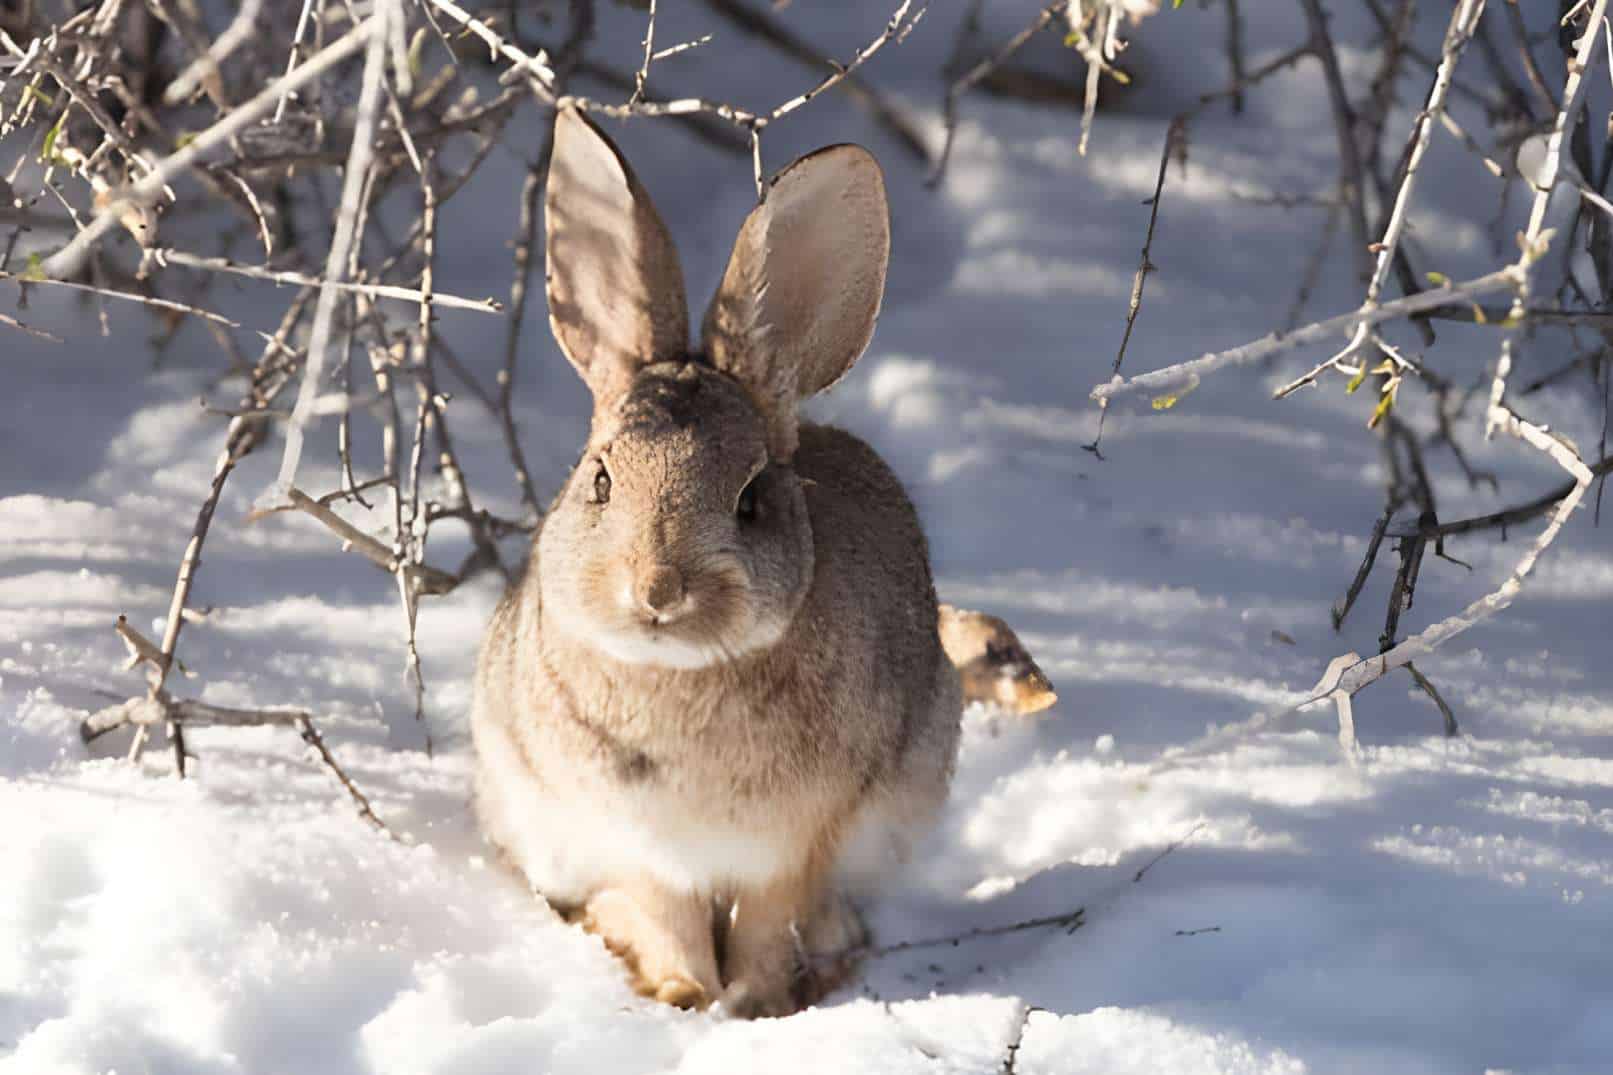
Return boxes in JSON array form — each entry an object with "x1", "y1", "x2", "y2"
[{"x1": 471, "y1": 108, "x2": 960, "y2": 1016}]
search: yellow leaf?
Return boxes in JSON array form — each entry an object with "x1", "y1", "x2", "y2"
[
  {"x1": 1367, "y1": 388, "x2": 1396, "y2": 429},
  {"x1": 408, "y1": 27, "x2": 428, "y2": 79},
  {"x1": 39, "y1": 112, "x2": 65, "y2": 165},
  {"x1": 1151, "y1": 375, "x2": 1199, "y2": 410},
  {"x1": 1425, "y1": 270, "x2": 1449, "y2": 286}
]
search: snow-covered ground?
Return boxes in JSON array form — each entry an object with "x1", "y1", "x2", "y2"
[{"x1": 4, "y1": 3, "x2": 1612, "y2": 1073}]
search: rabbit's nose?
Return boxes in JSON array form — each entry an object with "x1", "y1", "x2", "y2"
[{"x1": 636, "y1": 565, "x2": 687, "y2": 619}]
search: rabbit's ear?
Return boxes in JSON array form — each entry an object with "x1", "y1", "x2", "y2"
[
  {"x1": 702, "y1": 145, "x2": 889, "y2": 458},
  {"x1": 546, "y1": 106, "x2": 689, "y2": 399}
]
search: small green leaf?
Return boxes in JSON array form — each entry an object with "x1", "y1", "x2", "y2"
[
  {"x1": 1151, "y1": 393, "x2": 1179, "y2": 410},
  {"x1": 39, "y1": 111, "x2": 66, "y2": 164},
  {"x1": 174, "y1": 131, "x2": 197, "y2": 150},
  {"x1": 1425, "y1": 270, "x2": 1449, "y2": 286},
  {"x1": 22, "y1": 252, "x2": 46, "y2": 282},
  {"x1": 1345, "y1": 367, "x2": 1367, "y2": 393},
  {"x1": 408, "y1": 27, "x2": 428, "y2": 79},
  {"x1": 1367, "y1": 387, "x2": 1396, "y2": 429},
  {"x1": 21, "y1": 85, "x2": 57, "y2": 107}
]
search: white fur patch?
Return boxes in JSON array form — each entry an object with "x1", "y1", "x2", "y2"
[
  {"x1": 475, "y1": 716, "x2": 793, "y2": 900},
  {"x1": 584, "y1": 628, "x2": 731, "y2": 670}
]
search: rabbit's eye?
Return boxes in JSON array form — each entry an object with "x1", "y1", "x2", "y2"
[
  {"x1": 736, "y1": 478, "x2": 759, "y2": 522},
  {"x1": 593, "y1": 466, "x2": 611, "y2": 504}
]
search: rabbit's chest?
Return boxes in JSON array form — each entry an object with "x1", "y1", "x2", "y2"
[
  {"x1": 515, "y1": 652, "x2": 883, "y2": 892},
  {"x1": 592, "y1": 685, "x2": 852, "y2": 803},
  {"x1": 530, "y1": 715, "x2": 842, "y2": 892}
]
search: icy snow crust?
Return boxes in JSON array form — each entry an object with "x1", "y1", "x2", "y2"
[{"x1": 4, "y1": 3, "x2": 1612, "y2": 1073}]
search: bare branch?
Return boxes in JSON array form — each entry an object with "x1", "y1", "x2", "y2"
[
  {"x1": 161, "y1": 0, "x2": 266, "y2": 106},
  {"x1": 1487, "y1": 0, "x2": 1610, "y2": 434},
  {"x1": 265, "y1": 487, "x2": 459, "y2": 596},
  {"x1": 1087, "y1": 116, "x2": 1182, "y2": 456},
  {"x1": 263, "y1": 15, "x2": 391, "y2": 509},
  {"x1": 423, "y1": 0, "x2": 557, "y2": 99}
]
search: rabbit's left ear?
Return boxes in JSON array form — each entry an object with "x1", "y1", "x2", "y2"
[
  {"x1": 546, "y1": 106, "x2": 689, "y2": 401},
  {"x1": 702, "y1": 145, "x2": 890, "y2": 458}
]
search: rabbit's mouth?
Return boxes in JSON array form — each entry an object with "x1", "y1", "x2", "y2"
[
  {"x1": 568, "y1": 586, "x2": 793, "y2": 671},
  {"x1": 583, "y1": 618, "x2": 786, "y2": 670}
]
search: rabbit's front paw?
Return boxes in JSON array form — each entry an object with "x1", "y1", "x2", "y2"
[
  {"x1": 582, "y1": 882, "x2": 721, "y2": 1010},
  {"x1": 720, "y1": 871, "x2": 826, "y2": 1018},
  {"x1": 651, "y1": 975, "x2": 713, "y2": 1010},
  {"x1": 718, "y1": 974, "x2": 797, "y2": 1020}
]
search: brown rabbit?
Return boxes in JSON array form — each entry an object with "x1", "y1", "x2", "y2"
[{"x1": 471, "y1": 106, "x2": 961, "y2": 1017}]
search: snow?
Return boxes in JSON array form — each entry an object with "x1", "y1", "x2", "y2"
[{"x1": 4, "y1": 2, "x2": 1612, "y2": 1073}]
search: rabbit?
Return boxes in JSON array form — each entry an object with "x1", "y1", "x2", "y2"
[{"x1": 471, "y1": 105, "x2": 961, "y2": 1018}]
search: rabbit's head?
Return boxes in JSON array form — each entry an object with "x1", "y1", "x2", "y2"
[{"x1": 536, "y1": 107, "x2": 890, "y2": 670}]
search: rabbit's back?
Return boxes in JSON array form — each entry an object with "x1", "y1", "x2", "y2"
[
  {"x1": 793, "y1": 422, "x2": 963, "y2": 886},
  {"x1": 793, "y1": 420, "x2": 949, "y2": 745}
]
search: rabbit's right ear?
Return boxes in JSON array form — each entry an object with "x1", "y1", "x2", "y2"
[
  {"x1": 545, "y1": 106, "x2": 689, "y2": 400},
  {"x1": 701, "y1": 145, "x2": 889, "y2": 460}
]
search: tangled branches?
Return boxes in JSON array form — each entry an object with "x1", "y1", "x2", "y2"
[{"x1": 1091, "y1": 0, "x2": 1612, "y2": 745}]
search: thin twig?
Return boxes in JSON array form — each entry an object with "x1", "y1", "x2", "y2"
[
  {"x1": 1297, "y1": 0, "x2": 1374, "y2": 287},
  {"x1": 1087, "y1": 116, "x2": 1182, "y2": 457},
  {"x1": 929, "y1": 0, "x2": 1062, "y2": 187},
  {"x1": 703, "y1": 0, "x2": 929, "y2": 163},
  {"x1": 149, "y1": 248, "x2": 502, "y2": 313}
]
